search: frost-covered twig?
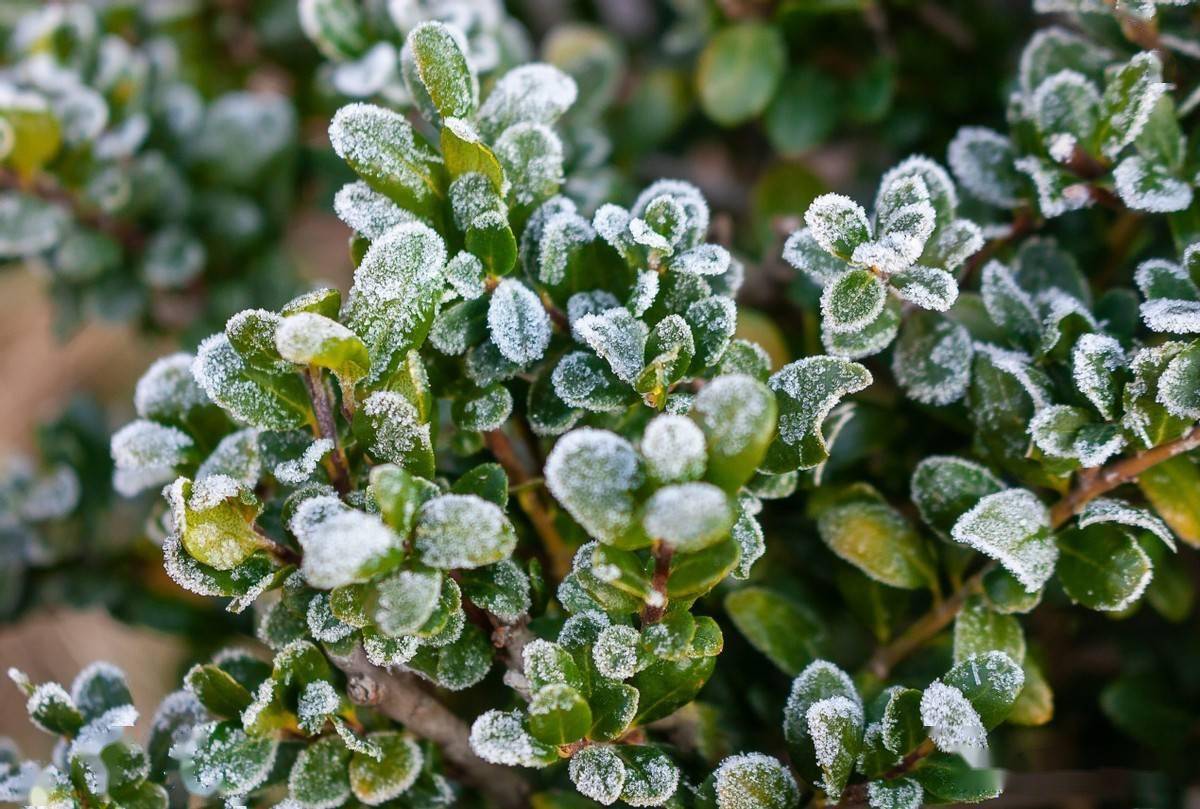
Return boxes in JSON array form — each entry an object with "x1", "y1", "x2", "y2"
[
  {"x1": 330, "y1": 645, "x2": 532, "y2": 809},
  {"x1": 302, "y1": 367, "x2": 351, "y2": 495}
]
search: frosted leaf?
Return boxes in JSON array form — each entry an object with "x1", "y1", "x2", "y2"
[
  {"x1": 135, "y1": 353, "x2": 208, "y2": 420},
  {"x1": 1136, "y1": 256, "x2": 1200, "y2": 306},
  {"x1": 545, "y1": 428, "x2": 642, "y2": 543},
  {"x1": 455, "y1": 384, "x2": 513, "y2": 431},
  {"x1": 536, "y1": 210, "x2": 594, "y2": 286},
  {"x1": 892, "y1": 313, "x2": 973, "y2": 406},
  {"x1": 783, "y1": 660, "x2": 861, "y2": 746},
  {"x1": 872, "y1": 200, "x2": 936, "y2": 268},
  {"x1": 469, "y1": 709, "x2": 554, "y2": 768},
  {"x1": 297, "y1": 680, "x2": 340, "y2": 734},
  {"x1": 400, "y1": 21, "x2": 478, "y2": 121},
  {"x1": 877, "y1": 155, "x2": 958, "y2": 225},
  {"x1": 488, "y1": 279, "x2": 551, "y2": 365},
  {"x1": 329, "y1": 103, "x2": 443, "y2": 208},
  {"x1": 1159, "y1": 344, "x2": 1200, "y2": 418},
  {"x1": 947, "y1": 127, "x2": 1023, "y2": 208},
  {"x1": 522, "y1": 638, "x2": 576, "y2": 688},
  {"x1": 331, "y1": 42, "x2": 400, "y2": 98},
  {"x1": 889, "y1": 265, "x2": 957, "y2": 311},
  {"x1": 592, "y1": 625, "x2": 641, "y2": 680},
  {"x1": 575, "y1": 308, "x2": 648, "y2": 383},
  {"x1": 558, "y1": 612, "x2": 610, "y2": 650},
  {"x1": 821, "y1": 305, "x2": 899, "y2": 360},
  {"x1": 414, "y1": 493, "x2": 516, "y2": 569},
  {"x1": 1031, "y1": 70, "x2": 1100, "y2": 143},
  {"x1": 643, "y1": 482, "x2": 733, "y2": 552},
  {"x1": 306, "y1": 593, "x2": 354, "y2": 643},
  {"x1": 769, "y1": 357, "x2": 873, "y2": 465},
  {"x1": 1029, "y1": 405, "x2": 1125, "y2": 468},
  {"x1": 1019, "y1": 26, "x2": 1112, "y2": 97},
  {"x1": 973, "y1": 343, "x2": 1052, "y2": 410},
  {"x1": 641, "y1": 414, "x2": 706, "y2": 483},
  {"x1": 493, "y1": 123, "x2": 565, "y2": 207},
  {"x1": 274, "y1": 439, "x2": 333, "y2": 486},
  {"x1": 1099, "y1": 51, "x2": 1167, "y2": 159},
  {"x1": 951, "y1": 489, "x2": 1057, "y2": 592},
  {"x1": 1114, "y1": 154, "x2": 1192, "y2": 213},
  {"x1": 0, "y1": 192, "x2": 67, "y2": 258},
  {"x1": 444, "y1": 251, "x2": 486, "y2": 300},
  {"x1": 552, "y1": 351, "x2": 627, "y2": 412},
  {"x1": 630, "y1": 270, "x2": 661, "y2": 317},
  {"x1": 111, "y1": 420, "x2": 193, "y2": 497},
  {"x1": 630, "y1": 195, "x2": 687, "y2": 255},
  {"x1": 1072, "y1": 333, "x2": 1125, "y2": 419},
  {"x1": 449, "y1": 172, "x2": 505, "y2": 232},
  {"x1": 782, "y1": 229, "x2": 847, "y2": 285},
  {"x1": 360, "y1": 391, "x2": 432, "y2": 466},
  {"x1": 981, "y1": 261, "x2": 1040, "y2": 341},
  {"x1": 592, "y1": 203, "x2": 634, "y2": 257},
  {"x1": 804, "y1": 194, "x2": 871, "y2": 257},
  {"x1": 193, "y1": 334, "x2": 303, "y2": 430},
  {"x1": 867, "y1": 779, "x2": 923, "y2": 809},
  {"x1": 567, "y1": 291, "x2": 622, "y2": 339},
  {"x1": 569, "y1": 744, "x2": 625, "y2": 805},
  {"x1": 477, "y1": 63, "x2": 578, "y2": 139},
  {"x1": 920, "y1": 682, "x2": 987, "y2": 751},
  {"x1": 363, "y1": 631, "x2": 420, "y2": 667},
  {"x1": 806, "y1": 696, "x2": 863, "y2": 795},
  {"x1": 288, "y1": 736, "x2": 351, "y2": 809},
  {"x1": 929, "y1": 219, "x2": 985, "y2": 271},
  {"x1": 631, "y1": 180, "x2": 709, "y2": 249},
  {"x1": 334, "y1": 181, "x2": 416, "y2": 240},
  {"x1": 194, "y1": 429, "x2": 261, "y2": 489},
  {"x1": 710, "y1": 753, "x2": 799, "y2": 809},
  {"x1": 821, "y1": 270, "x2": 886, "y2": 334},
  {"x1": 732, "y1": 507, "x2": 766, "y2": 579},
  {"x1": 1013, "y1": 156, "x2": 1092, "y2": 218},
  {"x1": 291, "y1": 498, "x2": 400, "y2": 589},
  {"x1": 1079, "y1": 497, "x2": 1175, "y2": 551},
  {"x1": 18, "y1": 464, "x2": 79, "y2": 522},
  {"x1": 142, "y1": 227, "x2": 206, "y2": 289},
  {"x1": 25, "y1": 681, "x2": 75, "y2": 733},
  {"x1": 374, "y1": 569, "x2": 442, "y2": 636},
  {"x1": 619, "y1": 746, "x2": 680, "y2": 806},
  {"x1": 1140, "y1": 298, "x2": 1200, "y2": 333}
]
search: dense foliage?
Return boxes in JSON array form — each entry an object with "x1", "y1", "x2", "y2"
[{"x1": 3, "y1": 1, "x2": 1200, "y2": 808}]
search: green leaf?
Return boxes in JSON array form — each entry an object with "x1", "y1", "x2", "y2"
[
  {"x1": 912, "y1": 752, "x2": 1003, "y2": 803},
  {"x1": 892, "y1": 312, "x2": 973, "y2": 406},
  {"x1": 696, "y1": 23, "x2": 786, "y2": 126},
  {"x1": 194, "y1": 334, "x2": 310, "y2": 431},
  {"x1": 568, "y1": 744, "x2": 625, "y2": 805},
  {"x1": 700, "y1": 753, "x2": 800, "y2": 809},
  {"x1": 401, "y1": 21, "x2": 477, "y2": 122},
  {"x1": 763, "y1": 356, "x2": 872, "y2": 472},
  {"x1": 951, "y1": 489, "x2": 1056, "y2": 593},
  {"x1": 807, "y1": 696, "x2": 863, "y2": 796},
  {"x1": 0, "y1": 192, "x2": 67, "y2": 258},
  {"x1": 166, "y1": 478, "x2": 265, "y2": 571},
  {"x1": 329, "y1": 104, "x2": 444, "y2": 218},
  {"x1": 289, "y1": 735, "x2": 351, "y2": 809},
  {"x1": 783, "y1": 660, "x2": 860, "y2": 753},
  {"x1": 1098, "y1": 51, "x2": 1166, "y2": 159},
  {"x1": 816, "y1": 489, "x2": 937, "y2": 591},
  {"x1": 823, "y1": 269, "x2": 886, "y2": 333},
  {"x1": 691, "y1": 374, "x2": 777, "y2": 490},
  {"x1": 724, "y1": 587, "x2": 824, "y2": 676},
  {"x1": 1008, "y1": 656, "x2": 1054, "y2": 727},
  {"x1": 184, "y1": 664, "x2": 253, "y2": 719},
  {"x1": 911, "y1": 456, "x2": 1005, "y2": 538},
  {"x1": 804, "y1": 194, "x2": 872, "y2": 258},
  {"x1": 617, "y1": 745, "x2": 680, "y2": 806},
  {"x1": 952, "y1": 596, "x2": 1025, "y2": 664},
  {"x1": 765, "y1": 67, "x2": 839, "y2": 154},
  {"x1": 1101, "y1": 673, "x2": 1193, "y2": 750},
  {"x1": 276, "y1": 313, "x2": 370, "y2": 392},
  {"x1": 631, "y1": 655, "x2": 716, "y2": 723},
  {"x1": 23, "y1": 680, "x2": 83, "y2": 735},
  {"x1": 941, "y1": 651, "x2": 1024, "y2": 729},
  {"x1": 441, "y1": 119, "x2": 505, "y2": 192},
  {"x1": 666, "y1": 536, "x2": 741, "y2": 599},
  {"x1": 465, "y1": 211, "x2": 517, "y2": 276},
  {"x1": 880, "y1": 688, "x2": 924, "y2": 756},
  {"x1": 370, "y1": 464, "x2": 438, "y2": 535},
  {"x1": 981, "y1": 566, "x2": 1042, "y2": 614},
  {"x1": 545, "y1": 429, "x2": 642, "y2": 544},
  {"x1": 298, "y1": 0, "x2": 368, "y2": 60},
  {"x1": 588, "y1": 682, "x2": 640, "y2": 742},
  {"x1": 190, "y1": 720, "x2": 278, "y2": 796},
  {"x1": 374, "y1": 570, "x2": 443, "y2": 635},
  {"x1": 349, "y1": 732, "x2": 422, "y2": 805},
  {"x1": 1056, "y1": 523, "x2": 1153, "y2": 612},
  {"x1": 642, "y1": 482, "x2": 734, "y2": 553},
  {"x1": 528, "y1": 684, "x2": 592, "y2": 746}
]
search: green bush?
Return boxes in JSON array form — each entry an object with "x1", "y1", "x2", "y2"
[{"x1": 3, "y1": 2, "x2": 1200, "y2": 808}]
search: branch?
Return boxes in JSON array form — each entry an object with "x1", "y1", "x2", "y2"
[
  {"x1": 865, "y1": 424, "x2": 1200, "y2": 679},
  {"x1": 836, "y1": 739, "x2": 936, "y2": 807},
  {"x1": 484, "y1": 427, "x2": 574, "y2": 580},
  {"x1": 639, "y1": 542, "x2": 673, "y2": 626},
  {"x1": 330, "y1": 645, "x2": 532, "y2": 809},
  {"x1": 302, "y1": 367, "x2": 351, "y2": 495}
]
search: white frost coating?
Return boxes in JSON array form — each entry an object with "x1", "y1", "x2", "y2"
[
  {"x1": 363, "y1": 632, "x2": 420, "y2": 668},
  {"x1": 192, "y1": 334, "x2": 298, "y2": 430},
  {"x1": 1072, "y1": 333, "x2": 1125, "y2": 419},
  {"x1": 291, "y1": 498, "x2": 398, "y2": 589},
  {"x1": 297, "y1": 680, "x2": 340, "y2": 733},
  {"x1": 981, "y1": 260, "x2": 1039, "y2": 335},
  {"x1": 693, "y1": 374, "x2": 772, "y2": 454},
  {"x1": 889, "y1": 266, "x2": 958, "y2": 311},
  {"x1": 444, "y1": 251, "x2": 486, "y2": 300},
  {"x1": 1100, "y1": 52, "x2": 1168, "y2": 159},
  {"x1": 672, "y1": 243, "x2": 730, "y2": 276},
  {"x1": 1030, "y1": 70, "x2": 1099, "y2": 139},
  {"x1": 522, "y1": 639, "x2": 571, "y2": 687},
  {"x1": 329, "y1": 102, "x2": 441, "y2": 191},
  {"x1": 276, "y1": 313, "x2": 361, "y2": 366},
  {"x1": 892, "y1": 317, "x2": 972, "y2": 406},
  {"x1": 821, "y1": 271, "x2": 885, "y2": 334},
  {"x1": 711, "y1": 753, "x2": 800, "y2": 809},
  {"x1": 1014, "y1": 156, "x2": 1093, "y2": 218},
  {"x1": 933, "y1": 219, "x2": 985, "y2": 270},
  {"x1": 782, "y1": 229, "x2": 847, "y2": 285},
  {"x1": 592, "y1": 203, "x2": 633, "y2": 255},
  {"x1": 567, "y1": 291, "x2": 621, "y2": 339},
  {"x1": 197, "y1": 429, "x2": 262, "y2": 487},
  {"x1": 111, "y1": 420, "x2": 194, "y2": 497},
  {"x1": 488, "y1": 279, "x2": 551, "y2": 365},
  {"x1": 552, "y1": 351, "x2": 623, "y2": 412},
  {"x1": 493, "y1": 122, "x2": 564, "y2": 206},
  {"x1": 807, "y1": 696, "x2": 863, "y2": 793},
  {"x1": 1114, "y1": 155, "x2": 1193, "y2": 213},
  {"x1": 804, "y1": 193, "x2": 871, "y2": 256},
  {"x1": 629, "y1": 270, "x2": 660, "y2": 317},
  {"x1": 469, "y1": 709, "x2": 550, "y2": 768},
  {"x1": 951, "y1": 489, "x2": 1057, "y2": 592},
  {"x1": 575, "y1": 307, "x2": 648, "y2": 383},
  {"x1": 631, "y1": 179, "x2": 709, "y2": 247},
  {"x1": 620, "y1": 748, "x2": 680, "y2": 806},
  {"x1": 641, "y1": 415, "x2": 706, "y2": 483},
  {"x1": 544, "y1": 428, "x2": 641, "y2": 543},
  {"x1": 1140, "y1": 298, "x2": 1200, "y2": 333},
  {"x1": 878, "y1": 155, "x2": 958, "y2": 218},
  {"x1": 135, "y1": 353, "x2": 208, "y2": 419},
  {"x1": 25, "y1": 681, "x2": 74, "y2": 732},
  {"x1": 1079, "y1": 498, "x2": 1176, "y2": 551},
  {"x1": 867, "y1": 779, "x2": 923, "y2": 809},
  {"x1": 920, "y1": 682, "x2": 988, "y2": 751},
  {"x1": 274, "y1": 439, "x2": 334, "y2": 486},
  {"x1": 592, "y1": 624, "x2": 640, "y2": 680},
  {"x1": 642, "y1": 482, "x2": 731, "y2": 552},
  {"x1": 360, "y1": 391, "x2": 430, "y2": 464},
  {"x1": 413, "y1": 493, "x2": 515, "y2": 569},
  {"x1": 974, "y1": 343, "x2": 1051, "y2": 411},
  {"x1": 568, "y1": 744, "x2": 625, "y2": 805},
  {"x1": 784, "y1": 660, "x2": 861, "y2": 744},
  {"x1": 537, "y1": 210, "x2": 594, "y2": 286},
  {"x1": 769, "y1": 358, "x2": 873, "y2": 450},
  {"x1": 477, "y1": 63, "x2": 578, "y2": 137},
  {"x1": 333, "y1": 181, "x2": 415, "y2": 241}
]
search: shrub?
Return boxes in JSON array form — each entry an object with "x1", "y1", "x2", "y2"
[{"x1": 3, "y1": 3, "x2": 1200, "y2": 809}]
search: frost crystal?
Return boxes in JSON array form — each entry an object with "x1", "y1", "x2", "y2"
[
  {"x1": 920, "y1": 682, "x2": 987, "y2": 751},
  {"x1": 1079, "y1": 498, "x2": 1176, "y2": 551},
  {"x1": 642, "y1": 482, "x2": 731, "y2": 552},
  {"x1": 334, "y1": 181, "x2": 416, "y2": 241},
  {"x1": 111, "y1": 420, "x2": 193, "y2": 497},
  {"x1": 805, "y1": 194, "x2": 871, "y2": 257},
  {"x1": 951, "y1": 489, "x2": 1057, "y2": 592},
  {"x1": 360, "y1": 392, "x2": 431, "y2": 465},
  {"x1": 488, "y1": 279, "x2": 551, "y2": 365},
  {"x1": 807, "y1": 696, "x2": 863, "y2": 793},
  {"x1": 575, "y1": 308, "x2": 648, "y2": 383},
  {"x1": 469, "y1": 710, "x2": 550, "y2": 768},
  {"x1": 592, "y1": 625, "x2": 640, "y2": 680},
  {"x1": 641, "y1": 415, "x2": 706, "y2": 483},
  {"x1": 135, "y1": 353, "x2": 208, "y2": 419},
  {"x1": 274, "y1": 439, "x2": 333, "y2": 486},
  {"x1": 414, "y1": 493, "x2": 516, "y2": 569},
  {"x1": 291, "y1": 497, "x2": 399, "y2": 589},
  {"x1": 545, "y1": 428, "x2": 641, "y2": 542},
  {"x1": 711, "y1": 753, "x2": 799, "y2": 809},
  {"x1": 867, "y1": 778, "x2": 923, "y2": 809}
]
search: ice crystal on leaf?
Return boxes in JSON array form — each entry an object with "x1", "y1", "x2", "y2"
[
  {"x1": 920, "y1": 682, "x2": 987, "y2": 751},
  {"x1": 951, "y1": 490, "x2": 1056, "y2": 593}
]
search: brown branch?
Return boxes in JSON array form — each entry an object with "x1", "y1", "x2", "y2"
[
  {"x1": 640, "y1": 542, "x2": 674, "y2": 626},
  {"x1": 865, "y1": 424, "x2": 1200, "y2": 679},
  {"x1": 330, "y1": 646, "x2": 531, "y2": 809},
  {"x1": 302, "y1": 367, "x2": 351, "y2": 495},
  {"x1": 484, "y1": 428, "x2": 573, "y2": 579},
  {"x1": 837, "y1": 739, "x2": 937, "y2": 807}
]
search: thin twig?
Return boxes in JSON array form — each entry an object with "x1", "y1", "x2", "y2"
[
  {"x1": 640, "y1": 542, "x2": 674, "y2": 626},
  {"x1": 865, "y1": 424, "x2": 1200, "y2": 679},
  {"x1": 329, "y1": 646, "x2": 531, "y2": 809},
  {"x1": 302, "y1": 367, "x2": 351, "y2": 495}
]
